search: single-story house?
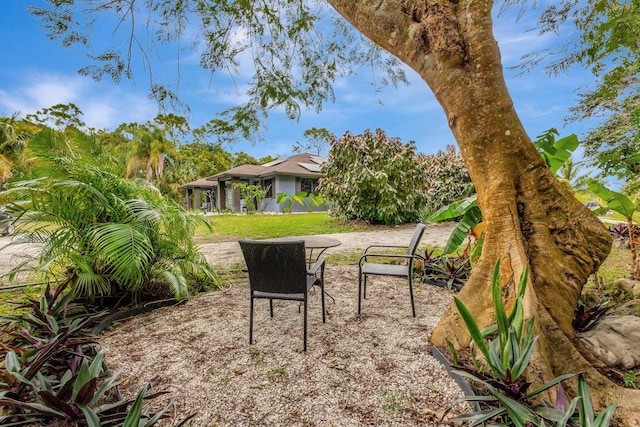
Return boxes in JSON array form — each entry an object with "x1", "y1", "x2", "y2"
[
  {"x1": 206, "y1": 152, "x2": 326, "y2": 213},
  {"x1": 178, "y1": 177, "x2": 218, "y2": 212}
]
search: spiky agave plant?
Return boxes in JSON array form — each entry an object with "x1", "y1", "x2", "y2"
[
  {"x1": 448, "y1": 261, "x2": 617, "y2": 426},
  {"x1": 2, "y1": 157, "x2": 217, "y2": 303}
]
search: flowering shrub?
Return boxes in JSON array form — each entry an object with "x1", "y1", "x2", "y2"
[
  {"x1": 418, "y1": 145, "x2": 474, "y2": 216},
  {"x1": 318, "y1": 129, "x2": 427, "y2": 225}
]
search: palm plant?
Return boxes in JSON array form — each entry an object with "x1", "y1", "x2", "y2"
[
  {"x1": 2, "y1": 158, "x2": 217, "y2": 303},
  {"x1": 126, "y1": 126, "x2": 176, "y2": 182}
]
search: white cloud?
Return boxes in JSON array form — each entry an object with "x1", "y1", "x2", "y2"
[
  {"x1": 0, "y1": 71, "x2": 157, "y2": 130},
  {"x1": 0, "y1": 72, "x2": 85, "y2": 117}
]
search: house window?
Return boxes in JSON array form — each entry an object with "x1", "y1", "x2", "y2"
[
  {"x1": 300, "y1": 178, "x2": 319, "y2": 195},
  {"x1": 262, "y1": 179, "x2": 273, "y2": 197}
]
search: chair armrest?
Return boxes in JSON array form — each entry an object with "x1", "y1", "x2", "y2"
[
  {"x1": 364, "y1": 244, "x2": 408, "y2": 254},
  {"x1": 359, "y1": 253, "x2": 415, "y2": 265},
  {"x1": 308, "y1": 258, "x2": 326, "y2": 275}
]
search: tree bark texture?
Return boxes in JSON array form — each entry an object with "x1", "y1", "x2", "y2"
[{"x1": 327, "y1": 0, "x2": 640, "y2": 421}]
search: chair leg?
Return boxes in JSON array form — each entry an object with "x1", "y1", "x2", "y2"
[
  {"x1": 303, "y1": 296, "x2": 308, "y2": 352},
  {"x1": 249, "y1": 296, "x2": 254, "y2": 345},
  {"x1": 409, "y1": 276, "x2": 416, "y2": 317},
  {"x1": 270, "y1": 299, "x2": 274, "y2": 317},
  {"x1": 358, "y1": 268, "x2": 363, "y2": 314},
  {"x1": 363, "y1": 275, "x2": 368, "y2": 299},
  {"x1": 320, "y1": 268, "x2": 326, "y2": 323}
]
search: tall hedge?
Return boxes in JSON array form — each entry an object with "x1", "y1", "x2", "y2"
[
  {"x1": 318, "y1": 129, "x2": 427, "y2": 225},
  {"x1": 418, "y1": 145, "x2": 475, "y2": 215}
]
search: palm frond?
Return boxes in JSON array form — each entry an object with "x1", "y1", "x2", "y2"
[
  {"x1": 90, "y1": 223, "x2": 153, "y2": 289},
  {"x1": 157, "y1": 268, "x2": 189, "y2": 300}
]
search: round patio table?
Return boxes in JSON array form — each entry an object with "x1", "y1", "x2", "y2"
[
  {"x1": 268, "y1": 236, "x2": 342, "y2": 267},
  {"x1": 267, "y1": 236, "x2": 341, "y2": 306}
]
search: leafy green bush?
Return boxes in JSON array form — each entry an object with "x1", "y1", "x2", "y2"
[
  {"x1": 233, "y1": 182, "x2": 270, "y2": 213},
  {"x1": 417, "y1": 145, "x2": 474, "y2": 216},
  {"x1": 318, "y1": 129, "x2": 427, "y2": 225},
  {"x1": 448, "y1": 261, "x2": 618, "y2": 425},
  {"x1": 276, "y1": 191, "x2": 307, "y2": 213},
  {"x1": 0, "y1": 283, "x2": 193, "y2": 425},
  {"x1": 2, "y1": 158, "x2": 217, "y2": 303}
]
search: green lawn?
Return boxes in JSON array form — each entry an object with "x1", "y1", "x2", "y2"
[{"x1": 194, "y1": 212, "x2": 377, "y2": 243}]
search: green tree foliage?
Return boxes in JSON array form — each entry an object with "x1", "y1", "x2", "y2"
[
  {"x1": 515, "y1": 1, "x2": 639, "y2": 186},
  {"x1": 24, "y1": 103, "x2": 85, "y2": 131},
  {"x1": 234, "y1": 182, "x2": 270, "y2": 213},
  {"x1": 293, "y1": 127, "x2": 335, "y2": 155},
  {"x1": 558, "y1": 158, "x2": 591, "y2": 192},
  {"x1": 232, "y1": 151, "x2": 260, "y2": 167},
  {"x1": 623, "y1": 176, "x2": 640, "y2": 201},
  {"x1": 581, "y1": 94, "x2": 640, "y2": 184},
  {"x1": 319, "y1": 129, "x2": 427, "y2": 225},
  {"x1": 2, "y1": 158, "x2": 217, "y2": 303},
  {"x1": 27, "y1": 1, "x2": 407, "y2": 140},
  {"x1": 177, "y1": 142, "x2": 233, "y2": 178},
  {"x1": 153, "y1": 112, "x2": 190, "y2": 144},
  {"x1": 418, "y1": 145, "x2": 474, "y2": 216}
]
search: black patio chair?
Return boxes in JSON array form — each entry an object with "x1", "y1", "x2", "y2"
[
  {"x1": 357, "y1": 223, "x2": 427, "y2": 317},
  {"x1": 239, "y1": 239, "x2": 326, "y2": 351}
]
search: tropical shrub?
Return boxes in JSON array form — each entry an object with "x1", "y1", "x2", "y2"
[
  {"x1": 573, "y1": 299, "x2": 613, "y2": 333},
  {"x1": 533, "y1": 128, "x2": 580, "y2": 174},
  {"x1": 318, "y1": 129, "x2": 428, "y2": 225},
  {"x1": 417, "y1": 145, "x2": 474, "y2": 216},
  {"x1": 276, "y1": 191, "x2": 306, "y2": 213},
  {"x1": 448, "y1": 261, "x2": 617, "y2": 425},
  {"x1": 422, "y1": 255, "x2": 471, "y2": 291},
  {"x1": 425, "y1": 195, "x2": 483, "y2": 256},
  {"x1": 0, "y1": 282, "x2": 193, "y2": 425},
  {"x1": 234, "y1": 182, "x2": 270, "y2": 213},
  {"x1": 588, "y1": 180, "x2": 640, "y2": 279},
  {"x1": 304, "y1": 192, "x2": 326, "y2": 212},
  {"x1": 0, "y1": 120, "x2": 29, "y2": 191},
  {"x1": 2, "y1": 158, "x2": 217, "y2": 303}
]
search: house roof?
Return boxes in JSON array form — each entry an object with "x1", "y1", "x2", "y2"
[
  {"x1": 178, "y1": 177, "x2": 218, "y2": 189},
  {"x1": 207, "y1": 153, "x2": 326, "y2": 181}
]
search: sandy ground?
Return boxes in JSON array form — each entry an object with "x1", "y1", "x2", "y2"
[
  {"x1": 97, "y1": 223, "x2": 469, "y2": 426},
  {"x1": 1, "y1": 223, "x2": 470, "y2": 425}
]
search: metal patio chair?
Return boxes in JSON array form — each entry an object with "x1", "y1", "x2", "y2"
[{"x1": 357, "y1": 223, "x2": 427, "y2": 317}]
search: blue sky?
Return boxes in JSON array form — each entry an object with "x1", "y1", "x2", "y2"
[{"x1": 0, "y1": 2, "x2": 600, "y2": 161}]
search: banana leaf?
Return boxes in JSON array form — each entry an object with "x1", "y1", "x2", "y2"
[
  {"x1": 441, "y1": 205, "x2": 482, "y2": 255},
  {"x1": 587, "y1": 180, "x2": 637, "y2": 219},
  {"x1": 426, "y1": 195, "x2": 478, "y2": 223}
]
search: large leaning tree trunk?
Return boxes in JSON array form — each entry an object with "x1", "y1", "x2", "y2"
[{"x1": 327, "y1": 0, "x2": 640, "y2": 420}]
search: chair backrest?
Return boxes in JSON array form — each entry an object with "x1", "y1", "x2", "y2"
[
  {"x1": 239, "y1": 240, "x2": 308, "y2": 294},
  {"x1": 407, "y1": 223, "x2": 427, "y2": 255}
]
